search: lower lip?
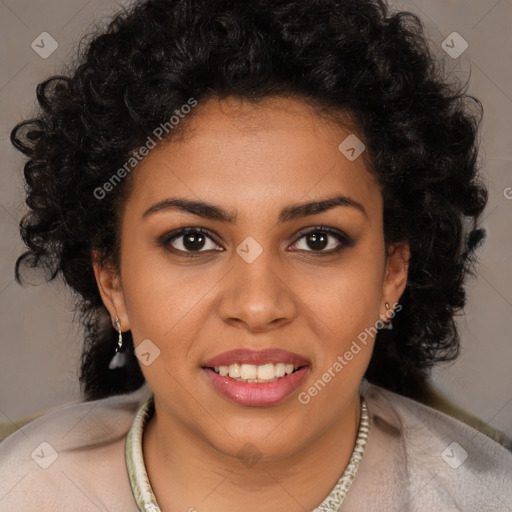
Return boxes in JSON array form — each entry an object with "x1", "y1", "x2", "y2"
[{"x1": 203, "y1": 367, "x2": 309, "y2": 406}]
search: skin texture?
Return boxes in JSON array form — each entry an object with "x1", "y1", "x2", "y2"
[{"x1": 94, "y1": 96, "x2": 409, "y2": 511}]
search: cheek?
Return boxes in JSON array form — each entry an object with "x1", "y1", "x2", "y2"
[
  {"x1": 120, "y1": 242, "x2": 221, "y2": 359},
  {"x1": 298, "y1": 263, "x2": 382, "y2": 410},
  {"x1": 300, "y1": 254, "x2": 384, "y2": 335},
  {"x1": 293, "y1": 250, "x2": 384, "y2": 387},
  {"x1": 122, "y1": 267, "x2": 201, "y2": 340},
  {"x1": 119, "y1": 238, "x2": 175, "y2": 338}
]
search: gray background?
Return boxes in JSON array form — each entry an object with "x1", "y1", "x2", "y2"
[{"x1": 1, "y1": 0, "x2": 511, "y2": 438}]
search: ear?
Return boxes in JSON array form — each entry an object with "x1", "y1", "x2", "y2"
[
  {"x1": 380, "y1": 241, "x2": 410, "y2": 319},
  {"x1": 92, "y1": 250, "x2": 130, "y2": 331}
]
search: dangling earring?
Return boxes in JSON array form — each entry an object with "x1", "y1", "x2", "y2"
[
  {"x1": 381, "y1": 302, "x2": 393, "y2": 330},
  {"x1": 108, "y1": 316, "x2": 129, "y2": 369}
]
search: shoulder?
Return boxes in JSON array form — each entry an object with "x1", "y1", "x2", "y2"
[
  {"x1": 0, "y1": 384, "x2": 152, "y2": 511},
  {"x1": 360, "y1": 382, "x2": 512, "y2": 510}
]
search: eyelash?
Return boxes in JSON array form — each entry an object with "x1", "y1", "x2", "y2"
[{"x1": 159, "y1": 225, "x2": 355, "y2": 258}]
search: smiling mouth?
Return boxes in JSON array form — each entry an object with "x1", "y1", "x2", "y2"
[{"x1": 204, "y1": 363, "x2": 307, "y2": 383}]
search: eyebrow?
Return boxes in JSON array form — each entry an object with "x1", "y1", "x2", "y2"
[{"x1": 142, "y1": 194, "x2": 367, "y2": 223}]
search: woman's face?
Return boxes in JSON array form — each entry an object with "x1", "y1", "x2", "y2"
[{"x1": 95, "y1": 96, "x2": 409, "y2": 460}]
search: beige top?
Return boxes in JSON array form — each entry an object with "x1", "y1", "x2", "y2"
[
  {"x1": 0, "y1": 380, "x2": 511, "y2": 511},
  {"x1": 124, "y1": 395, "x2": 369, "y2": 511}
]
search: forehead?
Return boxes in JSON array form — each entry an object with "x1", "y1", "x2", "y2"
[{"x1": 126, "y1": 96, "x2": 381, "y2": 218}]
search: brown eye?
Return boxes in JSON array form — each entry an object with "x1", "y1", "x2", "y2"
[
  {"x1": 180, "y1": 232, "x2": 207, "y2": 251},
  {"x1": 290, "y1": 227, "x2": 355, "y2": 254},
  {"x1": 303, "y1": 232, "x2": 329, "y2": 251},
  {"x1": 161, "y1": 228, "x2": 223, "y2": 255}
]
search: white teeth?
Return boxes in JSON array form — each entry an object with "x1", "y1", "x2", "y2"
[
  {"x1": 257, "y1": 363, "x2": 275, "y2": 380},
  {"x1": 275, "y1": 363, "x2": 286, "y2": 377},
  {"x1": 228, "y1": 364, "x2": 241, "y2": 378},
  {"x1": 240, "y1": 364, "x2": 257, "y2": 380},
  {"x1": 213, "y1": 362, "x2": 303, "y2": 382}
]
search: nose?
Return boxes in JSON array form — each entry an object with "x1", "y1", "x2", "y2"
[{"x1": 217, "y1": 250, "x2": 297, "y2": 332}]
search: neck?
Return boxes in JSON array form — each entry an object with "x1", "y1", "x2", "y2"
[{"x1": 143, "y1": 393, "x2": 361, "y2": 512}]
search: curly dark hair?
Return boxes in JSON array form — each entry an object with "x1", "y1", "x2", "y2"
[{"x1": 11, "y1": 0, "x2": 487, "y2": 403}]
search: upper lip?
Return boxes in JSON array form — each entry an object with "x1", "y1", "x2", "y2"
[{"x1": 203, "y1": 348, "x2": 310, "y2": 368}]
